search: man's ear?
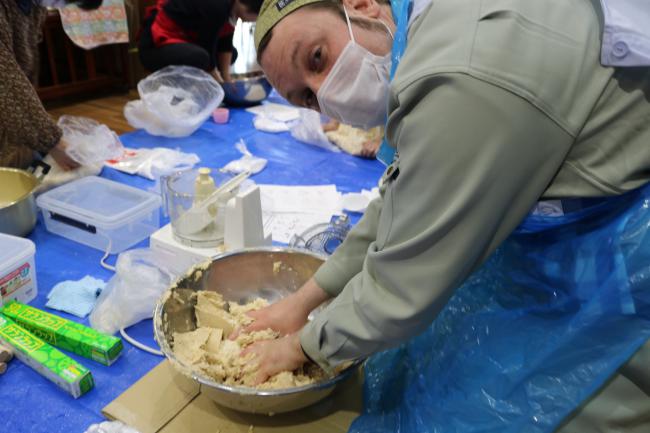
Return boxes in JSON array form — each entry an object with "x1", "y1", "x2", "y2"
[{"x1": 342, "y1": 0, "x2": 382, "y2": 18}]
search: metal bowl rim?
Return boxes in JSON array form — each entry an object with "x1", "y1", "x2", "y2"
[
  {"x1": 153, "y1": 246, "x2": 363, "y2": 397},
  {"x1": 225, "y1": 72, "x2": 270, "y2": 84}
]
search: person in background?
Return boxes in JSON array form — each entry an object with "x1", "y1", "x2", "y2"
[
  {"x1": 138, "y1": 0, "x2": 262, "y2": 83},
  {"x1": 0, "y1": 0, "x2": 101, "y2": 170}
]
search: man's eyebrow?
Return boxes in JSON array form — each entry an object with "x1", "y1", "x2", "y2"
[
  {"x1": 291, "y1": 39, "x2": 302, "y2": 69},
  {"x1": 285, "y1": 41, "x2": 304, "y2": 106}
]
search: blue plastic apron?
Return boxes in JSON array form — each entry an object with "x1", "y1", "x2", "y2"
[
  {"x1": 353, "y1": 2, "x2": 650, "y2": 432},
  {"x1": 375, "y1": 0, "x2": 411, "y2": 166}
]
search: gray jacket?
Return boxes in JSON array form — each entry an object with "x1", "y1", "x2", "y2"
[{"x1": 300, "y1": 0, "x2": 650, "y2": 372}]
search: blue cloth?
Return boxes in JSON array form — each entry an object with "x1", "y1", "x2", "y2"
[
  {"x1": 46, "y1": 276, "x2": 106, "y2": 318},
  {"x1": 1, "y1": 101, "x2": 385, "y2": 433},
  {"x1": 350, "y1": 182, "x2": 650, "y2": 433}
]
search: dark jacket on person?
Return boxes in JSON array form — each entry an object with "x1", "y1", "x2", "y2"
[{"x1": 0, "y1": 0, "x2": 61, "y2": 168}]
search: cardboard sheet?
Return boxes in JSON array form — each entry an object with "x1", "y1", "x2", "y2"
[{"x1": 103, "y1": 361, "x2": 363, "y2": 433}]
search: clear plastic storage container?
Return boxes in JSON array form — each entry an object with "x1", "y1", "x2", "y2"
[
  {"x1": 36, "y1": 176, "x2": 161, "y2": 254},
  {"x1": 0, "y1": 233, "x2": 37, "y2": 305}
]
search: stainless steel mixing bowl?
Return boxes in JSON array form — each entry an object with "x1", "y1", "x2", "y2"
[
  {"x1": 222, "y1": 71, "x2": 273, "y2": 106},
  {"x1": 153, "y1": 247, "x2": 361, "y2": 414},
  {"x1": 0, "y1": 164, "x2": 49, "y2": 237}
]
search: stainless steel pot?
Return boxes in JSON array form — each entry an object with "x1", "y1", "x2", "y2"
[
  {"x1": 0, "y1": 162, "x2": 50, "y2": 237},
  {"x1": 153, "y1": 247, "x2": 362, "y2": 414}
]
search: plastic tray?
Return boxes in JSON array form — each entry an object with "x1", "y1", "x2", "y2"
[{"x1": 36, "y1": 176, "x2": 161, "y2": 254}]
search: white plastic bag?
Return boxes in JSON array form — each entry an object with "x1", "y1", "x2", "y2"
[
  {"x1": 89, "y1": 248, "x2": 196, "y2": 335},
  {"x1": 58, "y1": 115, "x2": 124, "y2": 165},
  {"x1": 35, "y1": 154, "x2": 103, "y2": 194},
  {"x1": 290, "y1": 109, "x2": 341, "y2": 152},
  {"x1": 253, "y1": 114, "x2": 290, "y2": 132},
  {"x1": 222, "y1": 139, "x2": 267, "y2": 174},
  {"x1": 106, "y1": 147, "x2": 200, "y2": 180},
  {"x1": 125, "y1": 66, "x2": 224, "y2": 137},
  {"x1": 84, "y1": 421, "x2": 141, "y2": 433}
]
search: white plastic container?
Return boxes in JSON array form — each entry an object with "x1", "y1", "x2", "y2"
[
  {"x1": 0, "y1": 233, "x2": 37, "y2": 305},
  {"x1": 36, "y1": 176, "x2": 161, "y2": 254}
]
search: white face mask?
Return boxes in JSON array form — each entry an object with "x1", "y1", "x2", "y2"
[{"x1": 316, "y1": 6, "x2": 393, "y2": 129}]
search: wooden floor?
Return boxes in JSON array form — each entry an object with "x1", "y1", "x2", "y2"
[{"x1": 45, "y1": 90, "x2": 138, "y2": 135}]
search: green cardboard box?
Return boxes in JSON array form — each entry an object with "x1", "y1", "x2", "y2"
[
  {"x1": 0, "y1": 313, "x2": 94, "y2": 398},
  {"x1": 1, "y1": 301, "x2": 123, "y2": 366}
]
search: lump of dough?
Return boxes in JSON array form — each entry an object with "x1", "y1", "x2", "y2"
[
  {"x1": 173, "y1": 328, "x2": 212, "y2": 365},
  {"x1": 205, "y1": 328, "x2": 224, "y2": 353},
  {"x1": 197, "y1": 291, "x2": 227, "y2": 310},
  {"x1": 196, "y1": 304, "x2": 237, "y2": 336},
  {"x1": 171, "y1": 291, "x2": 327, "y2": 390},
  {"x1": 326, "y1": 125, "x2": 383, "y2": 155},
  {"x1": 195, "y1": 292, "x2": 238, "y2": 336}
]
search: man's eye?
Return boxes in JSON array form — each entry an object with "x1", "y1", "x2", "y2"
[{"x1": 310, "y1": 48, "x2": 322, "y2": 71}]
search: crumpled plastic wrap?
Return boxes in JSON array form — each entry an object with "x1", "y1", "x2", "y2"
[
  {"x1": 222, "y1": 139, "x2": 267, "y2": 175},
  {"x1": 35, "y1": 116, "x2": 123, "y2": 192},
  {"x1": 89, "y1": 248, "x2": 194, "y2": 335},
  {"x1": 58, "y1": 115, "x2": 124, "y2": 165},
  {"x1": 105, "y1": 147, "x2": 200, "y2": 180},
  {"x1": 36, "y1": 153, "x2": 104, "y2": 194},
  {"x1": 290, "y1": 109, "x2": 340, "y2": 153},
  {"x1": 124, "y1": 66, "x2": 224, "y2": 137},
  {"x1": 351, "y1": 184, "x2": 650, "y2": 433}
]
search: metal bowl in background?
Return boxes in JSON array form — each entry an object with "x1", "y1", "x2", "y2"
[
  {"x1": 153, "y1": 247, "x2": 361, "y2": 414},
  {"x1": 222, "y1": 71, "x2": 273, "y2": 107},
  {"x1": 0, "y1": 164, "x2": 49, "y2": 237}
]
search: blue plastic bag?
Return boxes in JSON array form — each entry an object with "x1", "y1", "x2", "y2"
[{"x1": 350, "y1": 184, "x2": 650, "y2": 433}]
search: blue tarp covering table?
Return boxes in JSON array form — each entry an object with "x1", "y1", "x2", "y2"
[{"x1": 1, "y1": 106, "x2": 384, "y2": 433}]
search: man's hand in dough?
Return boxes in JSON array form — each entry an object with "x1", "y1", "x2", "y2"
[
  {"x1": 234, "y1": 294, "x2": 309, "y2": 338},
  {"x1": 241, "y1": 333, "x2": 307, "y2": 385},
  {"x1": 230, "y1": 277, "x2": 331, "y2": 339}
]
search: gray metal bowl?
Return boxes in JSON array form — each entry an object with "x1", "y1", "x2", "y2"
[
  {"x1": 222, "y1": 71, "x2": 273, "y2": 107},
  {"x1": 0, "y1": 167, "x2": 44, "y2": 237},
  {"x1": 153, "y1": 247, "x2": 361, "y2": 414}
]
